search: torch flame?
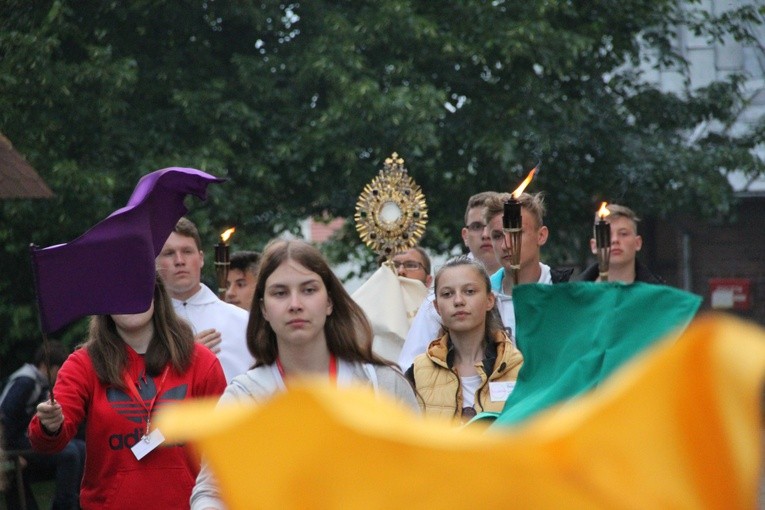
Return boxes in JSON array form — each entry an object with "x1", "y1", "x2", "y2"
[
  {"x1": 597, "y1": 202, "x2": 610, "y2": 220},
  {"x1": 220, "y1": 227, "x2": 236, "y2": 243},
  {"x1": 511, "y1": 164, "x2": 539, "y2": 198}
]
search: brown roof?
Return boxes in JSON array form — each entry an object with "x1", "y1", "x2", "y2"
[{"x1": 0, "y1": 133, "x2": 53, "y2": 199}]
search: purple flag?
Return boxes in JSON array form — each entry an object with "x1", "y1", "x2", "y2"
[{"x1": 31, "y1": 167, "x2": 224, "y2": 333}]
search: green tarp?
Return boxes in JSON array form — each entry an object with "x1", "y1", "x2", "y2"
[{"x1": 485, "y1": 282, "x2": 702, "y2": 427}]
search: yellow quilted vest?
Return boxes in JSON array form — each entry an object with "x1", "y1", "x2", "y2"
[{"x1": 412, "y1": 331, "x2": 523, "y2": 422}]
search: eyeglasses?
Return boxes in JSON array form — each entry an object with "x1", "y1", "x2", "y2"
[
  {"x1": 392, "y1": 260, "x2": 425, "y2": 271},
  {"x1": 465, "y1": 222, "x2": 486, "y2": 232}
]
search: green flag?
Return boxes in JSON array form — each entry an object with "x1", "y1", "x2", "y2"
[{"x1": 488, "y1": 282, "x2": 702, "y2": 427}]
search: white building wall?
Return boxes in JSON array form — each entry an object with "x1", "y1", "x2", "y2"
[{"x1": 644, "y1": 0, "x2": 765, "y2": 192}]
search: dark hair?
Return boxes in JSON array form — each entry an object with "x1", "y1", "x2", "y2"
[
  {"x1": 434, "y1": 256, "x2": 504, "y2": 340},
  {"x1": 33, "y1": 340, "x2": 68, "y2": 368},
  {"x1": 248, "y1": 239, "x2": 387, "y2": 367},
  {"x1": 173, "y1": 217, "x2": 202, "y2": 250},
  {"x1": 230, "y1": 250, "x2": 261, "y2": 276},
  {"x1": 392, "y1": 246, "x2": 432, "y2": 275},
  {"x1": 85, "y1": 275, "x2": 195, "y2": 388},
  {"x1": 410, "y1": 246, "x2": 432, "y2": 275}
]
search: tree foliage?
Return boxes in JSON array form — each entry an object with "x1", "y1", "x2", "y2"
[{"x1": 1, "y1": 0, "x2": 763, "y2": 371}]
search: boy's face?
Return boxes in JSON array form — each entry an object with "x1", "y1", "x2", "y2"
[
  {"x1": 487, "y1": 208, "x2": 547, "y2": 272},
  {"x1": 225, "y1": 268, "x2": 257, "y2": 310},
  {"x1": 593, "y1": 215, "x2": 642, "y2": 268},
  {"x1": 461, "y1": 206, "x2": 495, "y2": 269},
  {"x1": 156, "y1": 232, "x2": 204, "y2": 300}
]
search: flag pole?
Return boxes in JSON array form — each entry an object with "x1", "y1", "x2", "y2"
[{"x1": 29, "y1": 243, "x2": 55, "y2": 403}]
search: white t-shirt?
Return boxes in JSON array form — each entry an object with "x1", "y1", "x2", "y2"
[{"x1": 460, "y1": 374, "x2": 482, "y2": 409}]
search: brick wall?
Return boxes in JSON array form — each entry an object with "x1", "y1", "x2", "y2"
[
  {"x1": 639, "y1": 1, "x2": 765, "y2": 325},
  {"x1": 650, "y1": 197, "x2": 765, "y2": 325}
]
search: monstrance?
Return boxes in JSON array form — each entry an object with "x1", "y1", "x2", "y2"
[{"x1": 354, "y1": 152, "x2": 428, "y2": 261}]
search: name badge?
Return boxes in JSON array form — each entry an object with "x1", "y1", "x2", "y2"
[
  {"x1": 489, "y1": 381, "x2": 516, "y2": 402},
  {"x1": 131, "y1": 428, "x2": 165, "y2": 461}
]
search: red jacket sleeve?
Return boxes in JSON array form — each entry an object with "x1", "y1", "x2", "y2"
[
  {"x1": 192, "y1": 343, "x2": 227, "y2": 398},
  {"x1": 28, "y1": 349, "x2": 92, "y2": 453}
]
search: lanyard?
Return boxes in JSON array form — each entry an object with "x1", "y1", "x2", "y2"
[
  {"x1": 276, "y1": 354, "x2": 337, "y2": 384},
  {"x1": 122, "y1": 366, "x2": 169, "y2": 439}
]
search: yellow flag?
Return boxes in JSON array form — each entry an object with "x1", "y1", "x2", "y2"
[{"x1": 158, "y1": 314, "x2": 765, "y2": 510}]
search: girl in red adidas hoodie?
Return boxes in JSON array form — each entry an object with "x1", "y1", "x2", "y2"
[{"x1": 29, "y1": 276, "x2": 226, "y2": 509}]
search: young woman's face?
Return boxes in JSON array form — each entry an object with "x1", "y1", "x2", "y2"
[
  {"x1": 260, "y1": 260, "x2": 333, "y2": 348},
  {"x1": 434, "y1": 265, "x2": 495, "y2": 334},
  {"x1": 112, "y1": 301, "x2": 155, "y2": 336}
]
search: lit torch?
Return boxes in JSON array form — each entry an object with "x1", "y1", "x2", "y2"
[
  {"x1": 502, "y1": 164, "x2": 539, "y2": 285},
  {"x1": 594, "y1": 202, "x2": 611, "y2": 282},
  {"x1": 215, "y1": 227, "x2": 235, "y2": 298}
]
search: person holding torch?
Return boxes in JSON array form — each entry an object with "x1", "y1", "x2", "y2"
[
  {"x1": 577, "y1": 204, "x2": 665, "y2": 284},
  {"x1": 482, "y1": 192, "x2": 573, "y2": 341}
]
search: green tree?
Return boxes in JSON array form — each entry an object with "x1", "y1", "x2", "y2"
[{"x1": 1, "y1": 0, "x2": 763, "y2": 372}]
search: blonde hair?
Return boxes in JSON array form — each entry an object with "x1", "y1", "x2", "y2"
[
  {"x1": 464, "y1": 191, "x2": 499, "y2": 225},
  {"x1": 597, "y1": 204, "x2": 640, "y2": 233},
  {"x1": 483, "y1": 192, "x2": 546, "y2": 228}
]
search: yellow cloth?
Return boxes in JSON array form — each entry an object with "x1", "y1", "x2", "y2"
[
  {"x1": 158, "y1": 314, "x2": 765, "y2": 510},
  {"x1": 351, "y1": 264, "x2": 427, "y2": 362}
]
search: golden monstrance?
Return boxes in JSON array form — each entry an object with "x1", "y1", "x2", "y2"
[{"x1": 354, "y1": 152, "x2": 428, "y2": 260}]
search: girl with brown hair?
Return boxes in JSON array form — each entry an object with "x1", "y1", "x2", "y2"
[
  {"x1": 406, "y1": 256, "x2": 523, "y2": 423},
  {"x1": 191, "y1": 239, "x2": 417, "y2": 510},
  {"x1": 30, "y1": 275, "x2": 226, "y2": 509}
]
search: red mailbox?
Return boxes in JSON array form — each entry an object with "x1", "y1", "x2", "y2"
[{"x1": 709, "y1": 278, "x2": 752, "y2": 311}]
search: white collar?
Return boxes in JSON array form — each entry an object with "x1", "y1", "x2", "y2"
[{"x1": 171, "y1": 283, "x2": 219, "y2": 306}]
